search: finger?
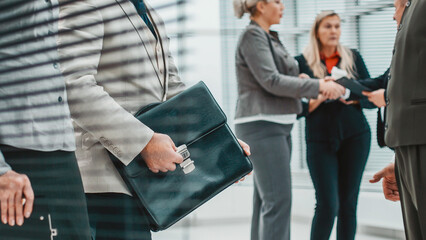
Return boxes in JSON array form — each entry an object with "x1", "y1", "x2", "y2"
[
  {"x1": 170, "y1": 141, "x2": 177, "y2": 151},
  {"x1": 1, "y1": 197, "x2": 7, "y2": 224},
  {"x1": 159, "y1": 167, "x2": 168, "y2": 173},
  {"x1": 22, "y1": 179, "x2": 34, "y2": 219},
  {"x1": 8, "y1": 195, "x2": 15, "y2": 226},
  {"x1": 247, "y1": 171, "x2": 253, "y2": 176},
  {"x1": 370, "y1": 170, "x2": 386, "y2": 183},
  {"x1": 362, "y1": 91, "x2": 370, "y2": 96},
  {"x1": 385, "y1": 191, "x2": 400, "y2": 201},
  {"x1": 14, "y1": 191, "x2": 23, "y2": 226},
  {"x1": 149, "y1": 168, "x2": 159, "y2": 173},
  {"x1": 167, "y1": 164, "x2": 177, "y2": 172},
  {"x1": 173, "y1": 152, "x2": 184, "y2": 164},
  {"x1": 239, "y1": 177, "x2": 246, "y2": 182},
  {"x1": 369, "y1": 178, "x2": 380, "y2": 183},
  {"x1": 238, "y1": 139, "x2": 251, "y2": 156}
]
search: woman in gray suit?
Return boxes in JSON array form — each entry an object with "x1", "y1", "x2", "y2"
[{"x1": 232, "y1": 1, "x2": 345, "y2": 240}]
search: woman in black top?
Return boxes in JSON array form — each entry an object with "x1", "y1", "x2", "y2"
[{"x1": 295, "y1": 11, "x2": 374, "y2": 240}]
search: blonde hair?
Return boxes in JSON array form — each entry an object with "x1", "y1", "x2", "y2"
[
  {"x1": 233, "y1": 0, "x2": 269, "y2": 19},
  {"x1": 303, "y1": 11, "x2": 356, "y2": 79}
]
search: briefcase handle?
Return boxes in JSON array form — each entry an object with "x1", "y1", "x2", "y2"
[{"x1": 135, "y1": 102, "x2": 161, "y2": 117}]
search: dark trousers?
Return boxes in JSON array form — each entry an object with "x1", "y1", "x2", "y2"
[
  {"x1": 0, "y1": 146, "x2": 91, "y2": 240},
  {"x1": 395, "y1": 145, "x2": 426, "y2": 240},
  {"x1": 86, "y1": 193, "x2": 151, "y2": 240},
  {"x1": 307, "y1": 131, "x2": 371, "y2": 240},
  {"x1": 236, "y1": 121, "x2": 293, "y2": 240}
]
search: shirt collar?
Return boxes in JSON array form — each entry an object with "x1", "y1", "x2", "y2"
[{"x1": 320, "y1": 50, "x2": 340, "y2": 61}]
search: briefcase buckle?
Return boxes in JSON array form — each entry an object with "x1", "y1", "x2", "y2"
[{"x1": 177, "y1": 145, "x2": 195, "y2": 174}]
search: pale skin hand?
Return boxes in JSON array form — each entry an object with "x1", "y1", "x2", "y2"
[
  {"x1": 0, "y1": 171, "x2": 34, "y2": 226},
  {"x1": 362, "y1": 89, "x2": 386, "y2": 108},
  {"x1": 300, "y1": 74, "x2": 345, "y2": 102},
  {"x1": 309, "y1": 94, "x2": 327, "y2": 113},
  {"x1": 319, "y1": 79, "x2": 345, "y2": 100},
  {"x1": 339, "y1": 98, "x2": 356, "y2": 105},
  {"x1": 141, "y1": 134, "x2": 252, "y2": 179},
  {"x1": 140, "y1": 133, "x2": 184, "y2": 173},
  {"x1": 369, "y1": 163, "x2": 400, "y2": 202},
  {"x1": 235, "y1": 139, "x2": 252, "y2": 183},
  {"x1": 298, "y1": 73, "x2": 310, "y2": 79},
  {"x1": 309, "y1": 77, "x2": 346, "y2": 112}
]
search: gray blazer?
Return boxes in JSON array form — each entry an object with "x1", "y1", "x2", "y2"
[
  {"x1": 235, "y1": 21, "x2": 319, "y2": 119},
  {"x1": 385, "y1": 0, "x2": 426, "y2": 147}
]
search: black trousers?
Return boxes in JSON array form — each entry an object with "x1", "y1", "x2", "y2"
[
  {"x1": 395, "y1": 145, "x2": 426, "y2": 240},
  {"x1": 307, "y1": 131, "x2": 371, "y2": 240},
  {"x1": 0, "y1": 146, "x2": 91, "y2": 240},
  {"x1": 86, "y1": 193, "x2": 151, "y2": 240}
]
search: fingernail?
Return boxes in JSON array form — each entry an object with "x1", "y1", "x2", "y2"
[
  {"x1": 2, "y1": 217, "x2": 6, "y2": 224},
  {"x1": 25, "y1": 212, "x2": 30, "y2": 218},
  {"x1": 17, "y1": 218, "x2": 23, "y2": 226},
  {"x1": 10, "y1": 219, "x2": 15, "y2": 226}
]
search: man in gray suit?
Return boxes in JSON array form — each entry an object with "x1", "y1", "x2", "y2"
[{"x1": 369, "y1": 0, "x2": 426, "y2": 239}]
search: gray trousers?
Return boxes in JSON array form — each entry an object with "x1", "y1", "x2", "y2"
[
  {"x1": 236, "y1": 121, "x2": 293, "y2": 240},
  {"x1": 395, "y1": 145, "x2": 426, "y2": 240}
]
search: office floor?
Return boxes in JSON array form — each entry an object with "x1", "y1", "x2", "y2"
[{"x1": 152, "y1": 217, "x2": 400, "y2": 240}]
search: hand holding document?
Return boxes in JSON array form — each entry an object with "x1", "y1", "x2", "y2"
[{"x1": 331, "y1": 67, "x2": 371, "y2": 97}]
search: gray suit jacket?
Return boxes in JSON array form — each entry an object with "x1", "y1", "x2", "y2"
[
  {"x1": 58, "y1": 0, "x2": 185, "y2": 194},
  {"x1": 235, "y1": 21, "x2": 319, "y2": 119},
  {"x1": 385, "y1": 0, "x2": 426, "y2": 147}
]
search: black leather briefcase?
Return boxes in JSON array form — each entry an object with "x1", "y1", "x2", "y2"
[{"x1": 110, "y1": 81, "x2": 253, "y2": 231}]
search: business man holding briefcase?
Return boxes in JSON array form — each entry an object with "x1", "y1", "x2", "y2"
[{"x1": 58, "y1": 0, "x2": 251, "y2": 239}]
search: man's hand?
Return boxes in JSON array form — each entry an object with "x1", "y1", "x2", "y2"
[
  {"x1": 0, "y1": 171, "x2": 34, "y2": 226},
  {"x1": 362, "y1": 89, "x2": 386, "y2": 108},
  {"x1": 140, "y1": 133, "x2": 184, "y2": 173},
  {"x1": 319, "y1": 79, "x2": 345, "y2": 100},
  {"x1": 235, "y1": 139, "x2": 252, "y2": 183},
  {"x1": 299, "y1": 73, "x2": 310, "y2": 79},
  {"x1": 369, "y1": 163, "x2": 400, "y2": 201},
  {"x1": 238, "y1": 139, "x2": 251, "y2": 156},
  {"x1": 339, "y1": 98, "x2": 357, "y2": 105}
]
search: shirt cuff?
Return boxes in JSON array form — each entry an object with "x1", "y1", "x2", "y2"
[
  {"x1": 0, "y1": 155, "x2": 11, "y2": 176},
  {"x1": 342, "y1": 89, "x2": 351, "y2": 100}
]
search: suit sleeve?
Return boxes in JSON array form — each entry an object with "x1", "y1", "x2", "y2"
[
  {"x1": 351, "y1": 50, "x2": 376, "y2": 109},
  {"x1": 165, "y1": 37, "x2": 186, "y2": 99},
  {"x1": 58, "y1": 1, "x2": 153, "y2": 166},
  {"x1": 358, "y1": 68, "x2": 390, "y2": 90},
  {"x1": 0, "y1": 151, "x2": 11, "y2": 176},
  {"x1": 239, "y1": 28, "x2": 319, "y2": 99}
]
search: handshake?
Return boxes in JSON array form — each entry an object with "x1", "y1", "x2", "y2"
[{"x1": 299, "y1": 73, "x2": 346, "y2": 100}]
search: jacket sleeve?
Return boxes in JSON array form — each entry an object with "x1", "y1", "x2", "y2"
[
  {"x1": 239, "y1": 28, "x2": 319, "y2": 99},
  {"x1": 357, "y1": 68, "x2": 390, "y2": 90},
  {"x1": 351, "y1": 50, "x2": 377, "y2": 109},
  {"x1": 165, "y1": 37, "x2": 186, "y2": 99},
  {"x1": 0, "y1": 151, "x2": 11, "y2": 176},
  {"x1": 58, "y1": 1, "x2": 153, "y2": 166}
]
